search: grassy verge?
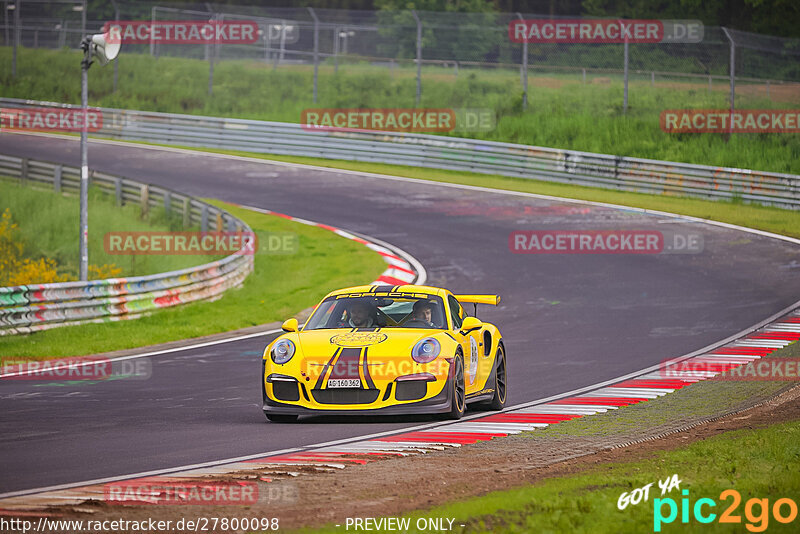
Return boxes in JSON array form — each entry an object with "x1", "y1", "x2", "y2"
[
  {"x1": 131, "y1": 145, "x2": 800, "y2": 240},
  {"x1": 0, "y1": 201, "x2": 387, "y2": 359},
  {"x1": 374, "y1": 420, "x2": 800, "y2": 533},
  {"x1": 296, "y1": 343, "x2": 800, "y2": 534},
  {"x1": 0, "y1": 178, "x2": 210, "y2": 279},
  {"x1": 2, "y1": 47, "x2": 798, "y2": 174}
]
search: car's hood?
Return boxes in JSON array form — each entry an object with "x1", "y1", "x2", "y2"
[{"x1": 297, "y1": 328, "x2": 444, "y2": 358}]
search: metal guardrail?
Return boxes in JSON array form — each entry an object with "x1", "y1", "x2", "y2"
[
  {"x1": 0, "y1": 154, "x2": 254, "y2": 336},
  {"x1": 1, "y1": 98, "x2": 797, "y2": 209}
]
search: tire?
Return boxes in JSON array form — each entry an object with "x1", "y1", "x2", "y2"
[
  {"x1": 446, "y1": 354, "x2": 466, "y2": 420},
  {"x1": 265, "y1": 412, "x2": 298, "y2": 423},
  {"x1": 487, "y1": 344, "x2": 507, "y2": 410}
]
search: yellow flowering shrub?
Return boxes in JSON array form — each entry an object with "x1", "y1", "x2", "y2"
[{"x1": 88, "y1": 263, "x2": 123, "y2": 280}]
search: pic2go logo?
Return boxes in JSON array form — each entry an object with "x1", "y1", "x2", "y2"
[{"x1": 654, "y1": 489, "x2": 798, "y2": 532}]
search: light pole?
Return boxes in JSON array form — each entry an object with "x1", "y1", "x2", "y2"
[{"x1": 79, "y1": 30, "x2": 120, "y2": 281}]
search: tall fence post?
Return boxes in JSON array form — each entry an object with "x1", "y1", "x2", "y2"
[
  {"x1": 308, "y1": 7, "x2": 320, "y2": 104},
  {"x1": 622, "y1": 28, "x2": 629, "y2": 114},
  {"x1": 516, "y1": 13, "x2": 528, "y2": 110},
  {"x1": 721, "y1": 27, "x2": 736, "y2": 134},
  {"x1": 208, "y1": 11, "x2": 218, "y2": 96},
  {"x1": 411, "y1": 10, "x2": 422, "y2": 106},
  {"x1": 150, "y1": 6, "x2": 156, "y2": 57},
  {"x1": 12, "y1": 0, "x2": 20, "y2": 77},
  {"x1": 3, "y1": 0, "x2": 8, "y2": 49},
  {"x1": 333, "y1": 25, "x2": 339, "y2": 73},
  {"x1": 111, "y1": 1, "x2": 119, "y2": 93},
  {"x1": 80, "y1": 0, "x2": 85, "y2": 41}
]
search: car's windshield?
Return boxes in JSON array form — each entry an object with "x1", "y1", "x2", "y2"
[{"x1": 304, "y1": 292, "x2": 447, "y2": 330}]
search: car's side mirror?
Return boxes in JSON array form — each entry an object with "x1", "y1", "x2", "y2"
[
  {"x1": 460, "y1": 316, "x2": 482, "y2": 334},
  {"x1": 281, "y1": 318, "x2": 299, "y2": 332}
]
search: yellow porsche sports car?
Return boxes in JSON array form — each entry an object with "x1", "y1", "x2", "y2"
[{"x1": 262, "y1": 284, "x2": 506, "y2": 422}]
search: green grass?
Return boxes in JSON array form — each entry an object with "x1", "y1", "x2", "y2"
[
  {"x1": 0, "y1": 201, "x2": 387, "y2": 358},
  {"x1": 138, "y1": 146, "x2": 800, "y2": 240},
  {"x1": 0, "y1": 178, "x2": 209, "y2": 279},
  {"x1": 1, "y1": 46, "x2": 798, "y2": 174}
]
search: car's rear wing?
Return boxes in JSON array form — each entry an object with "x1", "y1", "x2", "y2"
[{"x1": 455, "y1": 295, "x2": 501, "y2": 306}]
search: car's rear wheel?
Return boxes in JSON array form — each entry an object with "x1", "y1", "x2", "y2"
[
  {"x1": 264, "y1": 412, "x2": 298, "y2": 423},
  {"x1": 487, "y1": 344, "x2": 507, "y2": 410},
  {"x1": 446, "y1": 354, "x2": 466, "y2": 420}
]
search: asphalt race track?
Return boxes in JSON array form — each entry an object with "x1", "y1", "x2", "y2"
[{"x1": 1, "y1": 133, "x2": 799, "y2": 494}]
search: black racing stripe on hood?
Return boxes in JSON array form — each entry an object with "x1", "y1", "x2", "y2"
[
  {"x1": 313, "y1": 347, "x2": 342, "y2": 390},
  {"x1": 362, "y1": 347, "x2": 376, "y2": 390},
  {"x1": 327, "y1": 347, "x2": 363, "y2": 383}
]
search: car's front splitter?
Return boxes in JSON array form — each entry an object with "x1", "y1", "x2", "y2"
[{"x1": 262, "y1": 377, "x2": 453, "y2": 417}]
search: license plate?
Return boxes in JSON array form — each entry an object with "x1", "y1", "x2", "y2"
[{"x1": 327, "y1": 379, "x2": 362, "y2": 388}]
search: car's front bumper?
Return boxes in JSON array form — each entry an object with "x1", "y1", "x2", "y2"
[{"x1": 262, "y1": 364, "x2": 453, "y2": 417}]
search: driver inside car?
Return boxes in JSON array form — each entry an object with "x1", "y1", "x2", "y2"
[
  {"x1": 338, "y1": 300, "x2": 377, "y2": 328},
  {"x1": 406, "y1": 300, "x2": 436, "y2": 327}
]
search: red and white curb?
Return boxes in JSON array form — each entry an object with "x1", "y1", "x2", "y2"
[
  {"x1": 2, "y1": 306, "x2": 797, "y2": 512},
  {"x1": 238, "y1": 206, "x2": 421, "y2": 287}
]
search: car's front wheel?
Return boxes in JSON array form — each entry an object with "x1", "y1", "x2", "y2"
[
  {"x1": 487, "y1": 344, "x2": 507, "y2": 410},
  {"x1": 264, "y1": 412, "x2": 298, "y2": 423},
  {"x1": 446, "y1": 354, "x2": 466, "y2": 420}
]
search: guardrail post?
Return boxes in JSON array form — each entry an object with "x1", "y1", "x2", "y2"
[
  {"x1": 20, "y1": 157, "x2": 28, "y2": 184},
  {"x1": 54, "y1": 165, "x2": 62, "y2": 193},
  {"x1": 164, "y1": 191, "x2": 171, "y2": 215},
  {"x1": 140, "y1": 184, "x2": 149, "y2": 217},
  {"x1": 215, "y1": 212, "x2": 223, "y2": 232},
  {"x1": 182, "y1": 197, "x2": 190, "y2": 228},
  {"x1": 201, "y1": 205, "x2": 209, "y2": 232},
  {"x1": 114, "y1": 177, "x2": 122, "y2": 206}
]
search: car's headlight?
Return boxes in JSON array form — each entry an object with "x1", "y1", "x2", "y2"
[
  {"x1": 271, "y1": 339, "x2": 296, "y2": 364},
  {"x1": 412, "y1": 338, "x2": 440, "y2": 364}
]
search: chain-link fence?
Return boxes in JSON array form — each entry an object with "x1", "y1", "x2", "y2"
[{"x1": 2, "y1": 1, "x2": 799, "y2": 110}]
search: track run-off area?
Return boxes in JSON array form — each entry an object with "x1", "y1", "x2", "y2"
[{"x1": 1, "y1": 132, "x2": 799, "y2": 497}]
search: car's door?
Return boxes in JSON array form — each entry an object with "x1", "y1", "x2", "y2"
[{"x1": 447, "y1": 294, "x2": 483, "y2": 395}]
